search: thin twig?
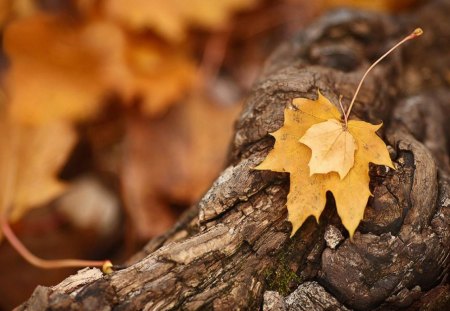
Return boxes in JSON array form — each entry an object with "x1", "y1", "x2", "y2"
[{"x1": 0, "y1": 215, "x2": 108, "y2": 269}]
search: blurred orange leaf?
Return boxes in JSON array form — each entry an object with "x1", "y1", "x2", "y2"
[
  {"x1": 0, "y1": 0, "x2": 10, "y2": 27},
  {"x1": 0, "y1": 105, "x2": 77, "y2": 224},
  {"x1": 104, "y1": 0, "x2": 259, "y2": 42},
  {"x1": 4, "y1": 13, "x2": 201, "y2": 123},
  {"x1": 4, "y1": 14, "x2": 129, "y2": 125},
  {"x1": 124, "y1": 36, "x2": 197, "y2": 116},
  {"x1": 323, "y1": 0, "x2": 421, "y2": 12},
  {"x1": 0, "y1": 0, "x2": 36, "y2": 28}
]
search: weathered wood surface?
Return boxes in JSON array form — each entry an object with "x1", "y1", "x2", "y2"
[{"x1": 18, "y1": 1, "x2": 450, "y2": 310}]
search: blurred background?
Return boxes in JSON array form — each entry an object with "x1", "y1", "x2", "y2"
[{"x1": 0, "y1": 0, "x2": 423, "y2": 309}]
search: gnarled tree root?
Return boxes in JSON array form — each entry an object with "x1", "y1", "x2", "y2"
[{"x1": 18, "y1": 1, "x2": 450, "y2": 310}]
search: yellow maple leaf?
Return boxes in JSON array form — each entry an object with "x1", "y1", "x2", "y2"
[
  {"x1": 256, "y1": 91, "x2": 393, "y2": 238},
  {"x1": 299, "y1": 118, "x2": 357, "y2": 179},
  {"x1": 256, "y1": 28, "x2": 423, "y2": 238}
]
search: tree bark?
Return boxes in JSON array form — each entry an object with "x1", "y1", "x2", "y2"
[{"x1": 18, "y1": 1, "x2": 450, "y2": 310}]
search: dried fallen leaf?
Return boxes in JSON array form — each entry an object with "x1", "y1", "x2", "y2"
[
  {"x1": 256, "y1": 28, "x2": 423, "y2": 238},
  {"x1": 256, "y1": 91, "x2": 393, "y2": 237}
]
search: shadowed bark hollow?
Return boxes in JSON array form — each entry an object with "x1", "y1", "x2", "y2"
[{"x1": 18, "y1": 1, "x2": 450, "y2": 310}]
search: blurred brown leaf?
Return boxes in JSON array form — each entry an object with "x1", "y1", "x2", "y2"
[{"x1": 121, "y1": 95, "x2": 240, "y2": 238}]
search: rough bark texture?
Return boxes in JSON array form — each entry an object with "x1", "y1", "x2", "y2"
[{"x1": 18, "y1": 1, "x2": 450, "y2": 310}]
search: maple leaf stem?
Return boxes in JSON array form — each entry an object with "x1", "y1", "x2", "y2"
[
  {"x1": 345, "y1": 28, "x2": 423, "y2": 120},
  {"x1": 0, "y1": 214, "x2": 112, "y2": 272},
  {"x1": 338, "y1": 95, "x2": 348, "y2": 127}
]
